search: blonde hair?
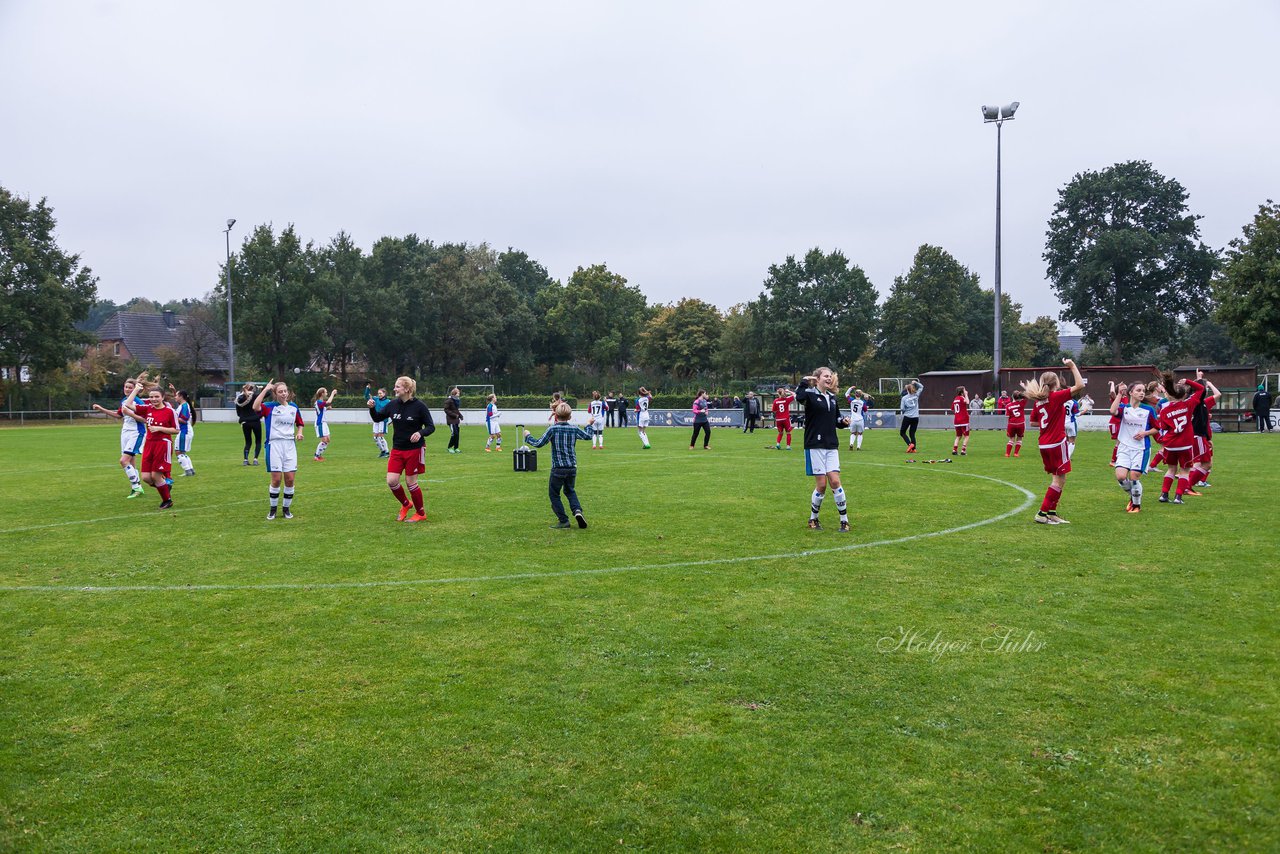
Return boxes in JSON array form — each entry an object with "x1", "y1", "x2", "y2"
[
  {"x1": 314, "y1": 387, "x2": 327, "y2": 401},
  {"x1": 487, "y1": 393, "x2": 497, "y2": 403},
  {"x1": 1021, "y1": 371, "x2": 1060, "y2": 402},
  {"x1": 397, "y1": 376, "x2": 417, "y2": 397},
  {"x1": 553, "y1": 401, "x2": 572, "y2": 421}
]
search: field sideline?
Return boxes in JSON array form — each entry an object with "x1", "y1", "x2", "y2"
[{"x1": 2, "y1": 423, "x2": 1277, "y2": 851}]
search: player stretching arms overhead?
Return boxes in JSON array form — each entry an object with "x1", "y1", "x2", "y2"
[
  {"x1": 1156, "y1": 372, "x2": 1205, "y2": 505},
  {"x1": 368, "y1": 376, "x2": 436, "y2": 523},
  {"x1": 772, "y1": 387, "x2": 795, "y2": 450},
  {"x1": 1024, "y1": 358, "x2": 1085, "y2": 525},
  {"x1": 1004, "y1": 391, "x2": 1027, "y2": 457},
  {"x1": 588, "y1": 391, "x2": 606, "y2": 449},
  {"x1": 312, "y1": 387, "x2": 337, "y2": 461},
  {"x1": 796, "y1": 367, "x2": 852, "y2": 532},
  {"x1": 1188, "y1": 371, "x2": 1220, "y2": 490},
  {"x1": 846, "y1": 387, "x2": 870, "y2": 451},
  {"x1": 254, "y1": 380, "x2": 305, "y2": 520},
  {"x1": 92, "y1": 377, "x2": 146, "y2": 498},
  {"x1": 121, "y1": 372, "x2": 178, "y2": 510},
  {"x1": 635, "y1": 387, "x2": 653, "y2": 449},
  {"x1": 1111, "y1": 381, "x2": 1159, "y2": 513},
  {"x1": 951, "y1": 386, "x2": 971, "y2": 456}
]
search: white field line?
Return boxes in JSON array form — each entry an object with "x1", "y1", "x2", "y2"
[{"x1": 0, "y1": 465, "x2": 1035, "y2": 594}]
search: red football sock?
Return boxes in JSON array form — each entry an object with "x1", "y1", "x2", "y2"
[
  {"x1": 786, "y1": 434, "x2": 792, "y2": 447},
  {"x1": 1151, "y1": 450, "x2": 1165, "y2": 467},
  {"x1": 408, "y1": 484, "x2": 424, "y2": 513},
  {"x1": 390, "y1": 485, "x2": 409, "y2": 506},
  {"x1": 157, "y1": 483, "x2": 171, "y2": 501},
  {"x1": 1006, "y1": 441, "x2": 1013, "y2": 455},
  {"x1": 1162, "y1": 474, "x2": 1174, "y2": 494},
  {"x1": 1111, "y1": 446, "x2": 1118, "y2": 464},
  {"x1": 776, "y1": 429, "x2": 783, "y2": 444},
  {"x1": 1176, "y1": 476, "x2": 1189, "y2": 496},
  {"x1": 1040, "y1": 484, "x2": 1062, "y2": 513}
]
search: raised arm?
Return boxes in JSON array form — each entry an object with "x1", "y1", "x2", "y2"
[
  {"x1": 1063, "y1": 359, "x2": 1085, "y2": 394},
  {"x1": 92, "y1": 403, "x2": 122, "y2": 419},
  {"x1": 326, "y1": 388, "x2": 338, "y2": 404},
  {"x1": 253, "y1": 380, "x2": 273, "y2": 411}
]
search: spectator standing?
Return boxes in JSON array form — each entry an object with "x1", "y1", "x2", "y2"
[
  {"x1": 743, "y1": 392, "x2": 762, "y2": 433},
  {"x1": 605, "y1": 391, "x2": 618, "y2": 427},
  {"x1": 1254, "y1": 384, "x2": 1273, "y2": 432},
  {"x1": 983, "y1": 393, "x2": 996, "y2": 414},
  {"x1": 443, "y1": 387, "x2": 463, "y2": 453},
  {"x1": 617, "y1": 393, "x2": 628, "y2": 427}
]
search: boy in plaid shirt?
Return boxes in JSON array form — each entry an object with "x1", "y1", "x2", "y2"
[{"x1": 524, "y1": 401, "x2": 595, "y2": 529}]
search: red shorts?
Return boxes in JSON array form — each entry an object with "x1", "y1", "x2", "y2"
[
  {"x1": 388, "y1": 447, "x2": 426, "y2": 476},
  {"x1": 776, "y1": 420, "x2": 792, "y2": 431},
  {"x1": 1162, "y1": 447, "x2": 1193, "y2": 469},
  {"x1": 1006, "y1": 424, "x2": 1025, "y2": 439},
  {"x1": 1108, "y1": 421, "x2": 1120, "y2": 440},
  {"x1": 141, "y1": 437, "x2": 172, "y2": 475},
  {"x1": 954, "y1": 425, "x2": 970, "y2": 436},
  {"x1": 1039, "y1": 441, "x2": 1071, "y2": 476},
  {"x1": 1191, "y1": 436, "x2": 1212, "y2": 465}
]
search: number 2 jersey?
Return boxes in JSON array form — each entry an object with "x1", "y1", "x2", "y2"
[{"x1": 1032, "y1": 388, "x2": 1075, "y2": 448}]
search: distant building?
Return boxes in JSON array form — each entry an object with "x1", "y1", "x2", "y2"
[
  {"x1": 1058, "y1": 333, "x2": 1085, "y2": 357},
  {"x1": 92, "y1": 311, "x2": 230, "y2": 383}
]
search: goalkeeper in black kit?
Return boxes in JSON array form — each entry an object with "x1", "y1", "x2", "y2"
[{"x1": 368, "y1": 376, "x2": 436, "y2": 523}]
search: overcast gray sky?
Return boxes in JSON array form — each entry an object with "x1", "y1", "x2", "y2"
[{"x1": 3, "y1": 1, "x2": 1277, "y2": 331}]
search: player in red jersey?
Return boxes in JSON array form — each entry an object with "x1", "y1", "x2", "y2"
[
  {"x1": 1188, "y1": 371, "x2": 1220, "y2": 489},
  {"x1": 1023, "y1": 359, "x2": 1085, "y2": 525},
  {"x1": 1004, "y1": 391, "x2": 1027, "y2": 457},
  {"x1": 121, "y1": 372, "x2": 179, "y2": 509},
  {"x1": 950, "y1": 387, "x2": 971, "y2": 456},
  {"x1": 1156, "y1": 371, "x2": 1205, "y2": 504},
  {"x1": 772, "y1": 387, "x2": 795, "y2": 450}
]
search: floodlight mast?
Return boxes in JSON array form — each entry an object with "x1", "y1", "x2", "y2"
[
  {"x1": 981, "y1": 102, "x2": 1018, "y2": 395},
  {"x1": 224, "y1": 219, "x2": 237, "y2": 391}
]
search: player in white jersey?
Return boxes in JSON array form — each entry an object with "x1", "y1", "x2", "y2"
[
  {"x1": 635, "y1": 387, "x2": 653, "y2": 449},
  {"x1": 92, "y1": 377, "x2": 147, "y2": 498},
  {"x1": 846, "y1": 387, "x2": 870, "y2": 450},
  {"x1": 484, "y1": 394, "x2": 502, "y2": 452},
  {"x1": 1111, "y1": 382, "x2": 1159, "y2": 513},
  {"x1": 172, "y1": 388, "x2": 197, "y2": 476},
  {"x1": 253, "y1": 380, "x2": 306, "y2": 520},
  {"x1": 588, "y1": 391, "x2": 606, "y2": 448}
]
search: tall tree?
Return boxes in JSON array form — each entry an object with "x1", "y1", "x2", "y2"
[
  {"x1": 878, "y1": 245, "x2": 978, "y2": 375},
  {"x1": 0, "y1": 187, "x2": 98, "y2": 393},
  {"x1": 1215, "y1": 200, "x2": 1280, "y2": 361},
  {"x1": 716, "y1": 303, "x2": 763, "y2": 379},
  {"x1": 752, "y1": 248, "x2": 878, "y2": 374},
  {"x1": 313, "y1": 231, "x2": 369, "y2": 383},
  {"x1": 1021, "y1": 316, "x2": 1064, "y2": 366},
  {"x1": 638, "y1": 298, "x2": 724, "y2": 377},
  {"x1": 1044, "y1": 160, "x2": 1218, "y2": 362},
  {"x1": 216, "y1": 224, "x2": 330, "y2": 378},
  {"x1": 544, "y1": 264, "x2": 649, "y2": 371}
]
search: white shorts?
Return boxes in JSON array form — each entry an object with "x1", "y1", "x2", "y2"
[
  {"x1": 315, "y1": 422, "x2": 330, "y2": 439},
  {"x1": 1065, "y1": 421, "x2": 1078, "y2": 438},
  {"x1": 266, "y1": 441, "x2": 299, "y2": 473},
  {"x1": 638, "y1": 413, "x2": 650, "y2": 428},
  {"x1": 1114, "y1": 445, "x2": 1149, "y2": 473},
  {"x1": 848, "y1": 417, "x2": 865, "y2": 434},
  {"x1": 804, "y1": 448, "x2": 841, "y2": 476},
  {"x1": 176, "y1": 428, "x2": 194, "y2": 453},
  {"x1": 372, "y1": 420, "x2": 385, "y2": 435},
  {"x1": 487, "y1": 419, "x2": 502, "y2": 434},
  {"x1": 120, "y1": 430, "x2": 145, "y2": 456}
]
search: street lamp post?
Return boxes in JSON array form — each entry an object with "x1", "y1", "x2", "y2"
[
  {"x1": 224, "y1": 218, "x2": 237, "y2": 394},
  {"x1": 981, "y1": 101, "x2": 1018, "y2": 395}
]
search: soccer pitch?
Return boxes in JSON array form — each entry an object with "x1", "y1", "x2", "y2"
[{"x1": 2, "y1": 423, "x2": 1276, "y2": 851}]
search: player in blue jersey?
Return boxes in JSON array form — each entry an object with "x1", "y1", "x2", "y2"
[{"x1": 371, "y1": 387, "x2": 392, "y2": 457}]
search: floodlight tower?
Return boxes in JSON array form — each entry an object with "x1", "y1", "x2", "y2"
[
  {"x1": 981, "y1": 101, "x2": 1018, "y2": 395},
  {"x1": 224, "y1": 218, "x2": 237, "y2": 390}
]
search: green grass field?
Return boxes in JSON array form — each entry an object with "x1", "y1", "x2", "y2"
[{"x1": 1, "y1": 422, "x2": 1277, "y2": 852}]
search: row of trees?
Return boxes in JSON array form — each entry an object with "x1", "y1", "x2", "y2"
[{"x1": 4, "y1": 165, "x2": 1279, "y2": 408}]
